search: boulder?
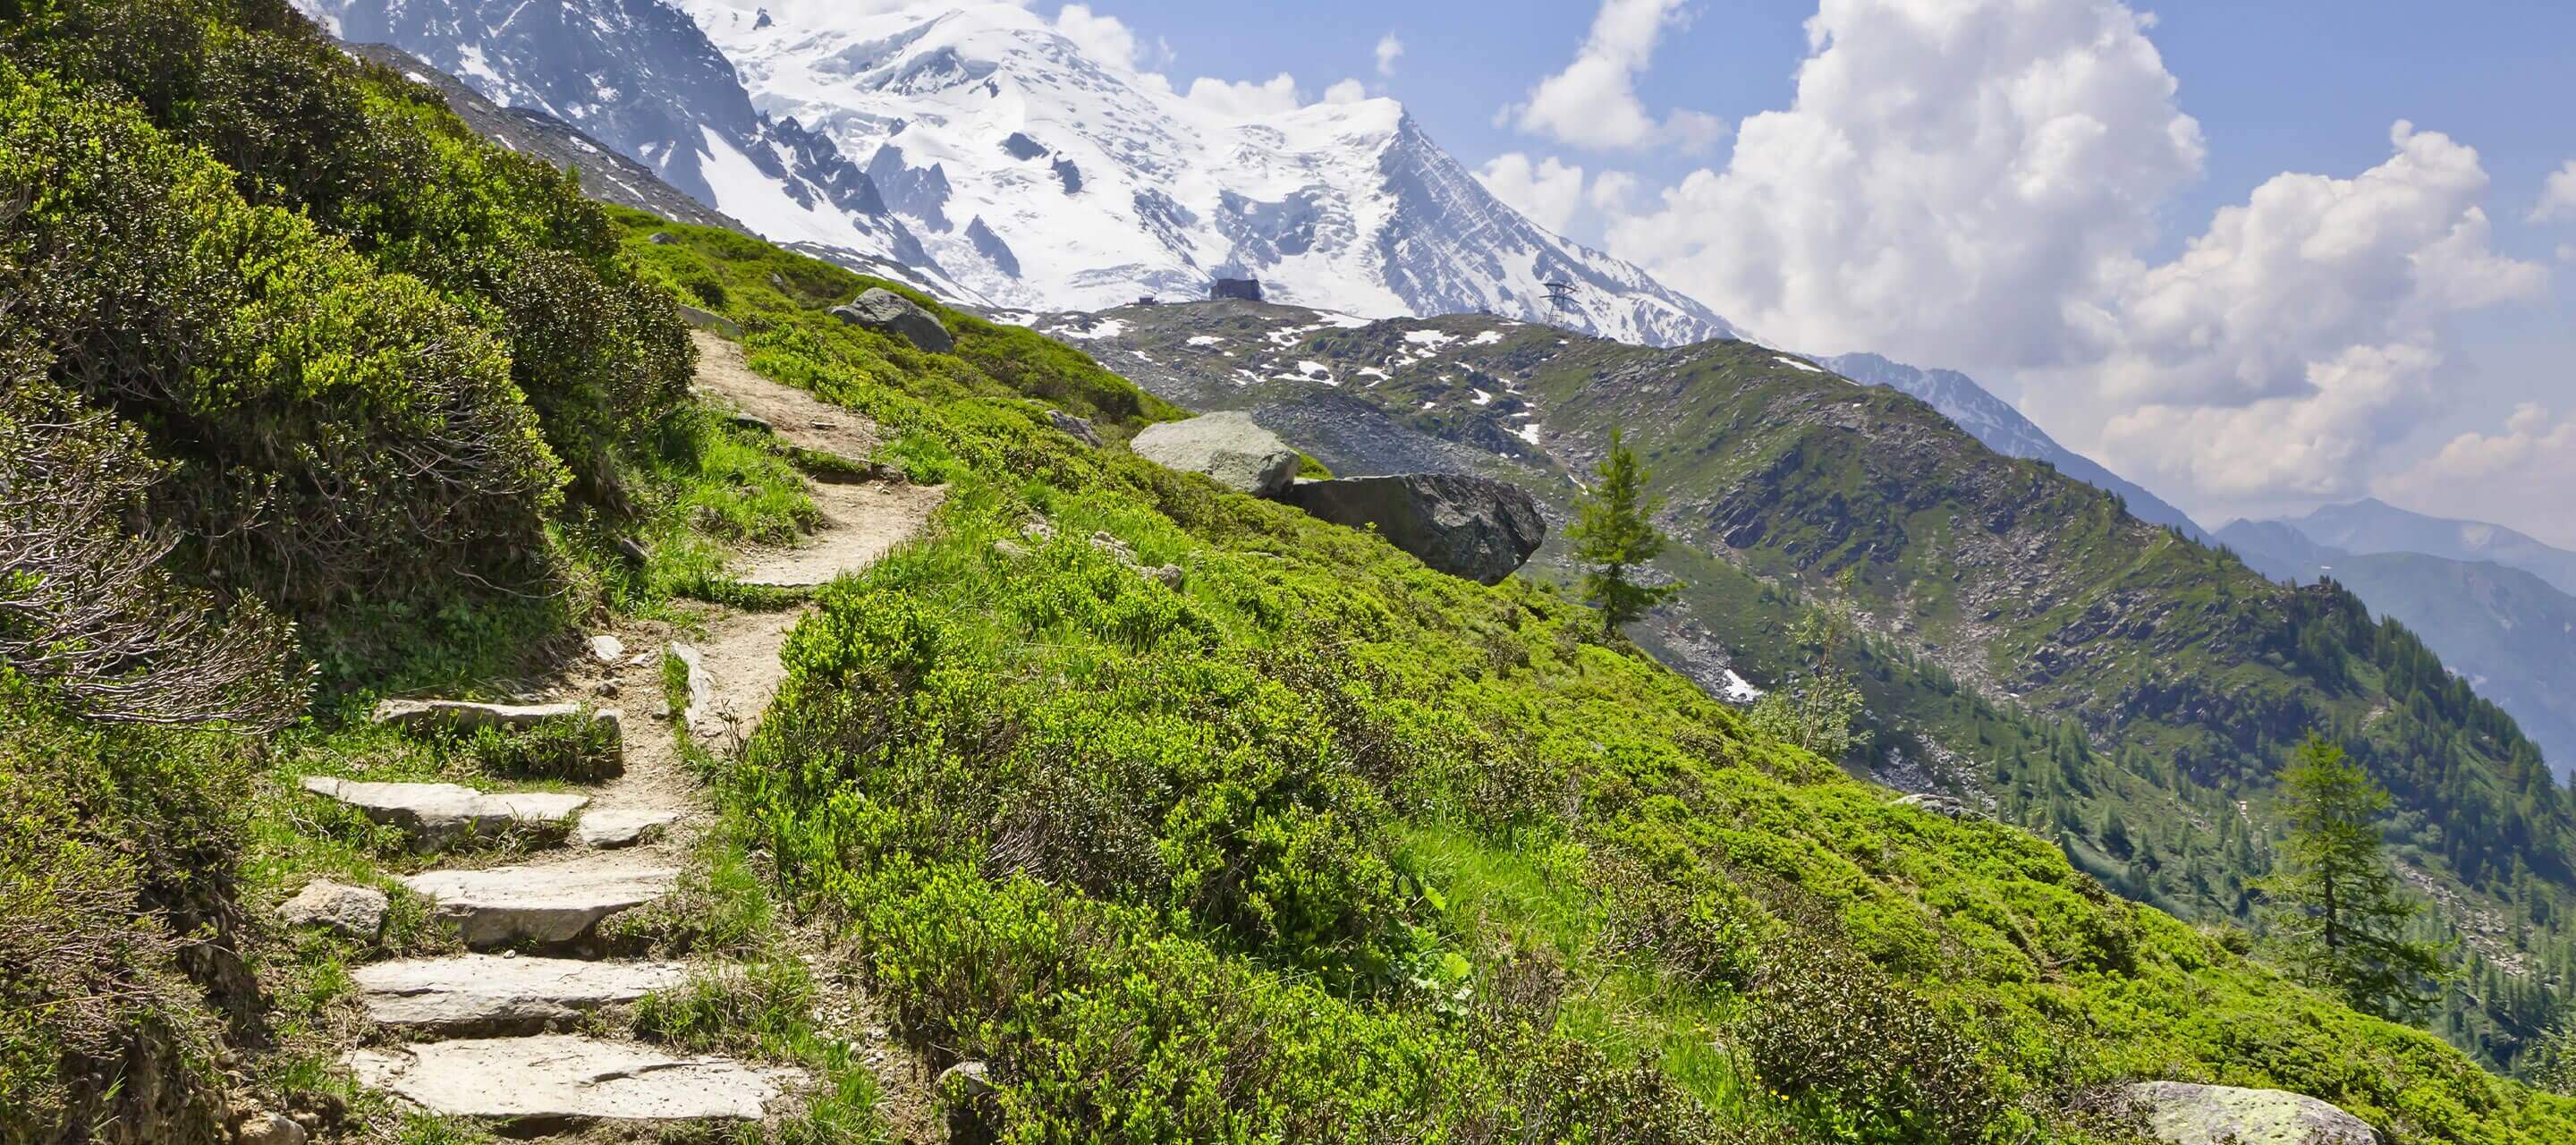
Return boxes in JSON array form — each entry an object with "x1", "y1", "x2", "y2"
[
  {"x1": 1131, "y1": 412, "x2": 1300, "y2": 497},
  {"x1": 1048, "y1": 409, "x2": 1103, "y2": 447},
  {"x1": 675, "y1": 303, "x2": 742, "y2": 339},
  {"x1": 233, "y1": 1110, "x2": 305, "y2": 1145},
  {"x1": 279, "y1": 879, "x2": 388, "y2": 941},
  {"x1": 1281, "y1": 473, "x2": 1546, "y2": 585},
  {"x1": 2123, "y1": 1082, "x2": 2378, "y2": 1145},
  {"x1": 830, "y1": 287, "x2": 954, "y2": 354}
]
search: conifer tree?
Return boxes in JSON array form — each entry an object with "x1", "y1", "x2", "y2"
[
  {"x1": 1567, "y1": 428, "x2": 1679, "y2": 629},
  {"x1": 2259, "y1": 733, "x2": 2448, "y2": 1018}
]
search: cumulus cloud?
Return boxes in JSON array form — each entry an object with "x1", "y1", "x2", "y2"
[
  {"x1": 1570, "y1": 0, "x2": 2542, "y2": 510},
  {"x1": 2063, "y1": 123, "x2": 2547, "y2": 500},
  {"x1": 1506, "y1": 0, "x2": 1727, "y2": 152},
  {"x1": 1477, "y1": 154, "x2": 1592, "y2": 233},
  {"x1": 1376, "y1": 32, "x2": 1404, "y2": 78},
  {"x1": 2531, "y1": 159, "x2": 2576, "y2": 223},
  {"x1": 1322, "y1": 78, "x2": 1369, "y2": 105},
  {"x1": 1184, "y1": 73, "x2": 1306, "y2": 118},
  {"x1": 1052, "y1": 4, "x2": 1158, "y2": 72},
  {"x1": 2377, "y1": 404, "x2": 2576, "y2": 547}
]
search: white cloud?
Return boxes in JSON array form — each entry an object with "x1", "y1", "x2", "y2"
[
  {"x1": 1578, "y1": 0, "x2": 2542, "y2": 509},
  {"x1": 2560, "y1": 243, "x2": 2576, "y2": 263},
  {"x1": 1477, "y1": 153, "x2": 1592, "y2": 233},
  {"x1": 1505, "y1": 0, "x2": 1727, "y2": 152},
  {"x1": 2065, "y1": 123, "x2": 2547, "y2": 500},
  {"x1": 2531, "y1": 159, "x2": 2576, "y2": 223},
  {"x1": 1376, "y1": 32, "x2": 1404, "y2": 78},
  {"x1": 2377, "y1": 403, "x2": 2576, "y2": 547},
  {"x1": 1052, "y1": 4, "x2": 1155, "y2": 72},
  {"x1": 1589, "y1": 170, "x2": 1641, "y2": 215},
  {"x1": 1322, "y1": 78, "x2": 1368, "y2": 105},
  {"x1": 1184, "y1": 73, "x2": 1305, "y2": 118},
  {"x1": 1603, "y1": 0, "x2": 2206, "y2": 369}
]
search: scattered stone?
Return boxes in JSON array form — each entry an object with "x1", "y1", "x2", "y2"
[
  {"x1": 577, "y1": 808, "x2": 682, "y2": 849},
  {"x1": 592, "y1": 680, "x2": 621, "y2": 699},
  {"x1": 278, "y1": 879, "x2": 387, "y2": 941},
  {"x1": 301, "y1": 776, "x2": 588, "y2": 849},
  {"x1": 346, "y1": 1036, "x2": 800, "y2": 1125},
  {"x1": 993, "y1": 539, "x2": 1030, "y2": 560},
  {"x1": 1021, "y1": 518, "x2": 1056, "y2": 541},
  {"x1": 1145, "y1": 564, "x2": 1184, "y2": 589},
  {"x1": 370, "y1": 699, "x2": 621, "y2": 740},
  {"x1": 1895, "y1": 792, "x2": 1979, "y2": 819},
  {"x1": 829, "y1": 287, "x2": 954, "y2": 354},
  {"x1": 2123, "y1": 1082, "x2": 2378, "y2": 1145},
  {"x1": 1281, "y1": 473, "x2": 1546, "y2": 585},
  {"x1": 587, "y1": 634, "x2": 626, "y2": 664},
  {"x1": 648, "y1": 232, "x2": 676, "y2": 245},
  {"x1": 616, "y1": 537, "x2": 652, "y2": 564},
  {"x1": 353, "y1": 954, "x2": 691, "y2": 1034},
  {"x1": 670, "y1": 642, "x2": 720, "y2": 737},
  {"x1": 402, "y1": 861, "x2": 677, "y2": 948},
  {"x1": 1130, "y1": 412, "x2": 1300, "y2": 497},
  {"x1": 941, "y1": 1061, "x2": 1001, "y2": 1145},
  {"x1": 234, "y1": 1109, "x2": 305, "y2": 1145},
  {"x1": 725, "y1": 411, "x2": 775, "y2": 434},
  {"x1": 1047, "y1": 409, "x2": 1103, "y2": 446},
  {"x1": 1089, "y1": 530, "x2": 1137, "y2": 564}
]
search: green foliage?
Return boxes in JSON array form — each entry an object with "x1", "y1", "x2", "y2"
[
  {"x1": 458, "y1": 711, "x2": 622, "y2": 784},
  {"x1": 1570, "y1": 428, "x2": 1680, "y2": 628},
  {"x1": 0, "y1": 675, "x2": 251, "y2": 1144},
  {"x1": 2259, "y1": 734, "x2": 2449, "y2": 1019}
]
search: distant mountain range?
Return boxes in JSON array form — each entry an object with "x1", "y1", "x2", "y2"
[{"x1": 2220, "y1": 505, "x2": 2576, "y2": 778}]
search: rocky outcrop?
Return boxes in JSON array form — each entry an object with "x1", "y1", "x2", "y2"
[
  {"x1": 1282, "y1": 473, "x2": 1546, "y2": 585},
  {"x1": 1131, "y1": 412, "x2": 1300, "y2": 497},
  {"x1": 2123, "y1": 1082, "x2": 2378, "y2": 1145},
  {"x1": 1048, "y1": 409, "x2": 1103, "y2": 446},
  {"x1": 831, "y1": 287, "x2": 954, "y2": 354}
]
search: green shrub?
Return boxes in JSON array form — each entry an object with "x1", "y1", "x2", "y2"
[{"x1": 460, "y1": 712, "x2": 622, "y2": 784}]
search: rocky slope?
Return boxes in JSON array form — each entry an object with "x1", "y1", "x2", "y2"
[{"x1": 1046, "y1": 297, "x2": 2576, "y2": 1068}]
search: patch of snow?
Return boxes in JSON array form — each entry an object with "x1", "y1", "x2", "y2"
[
  {"x1": 1513, "y1": 423, "x2": 1543, "y2": 445},
  {"x1": 1720, "y1": 670, "x2": 1764, "y2": 703},
  {"x1": 1404, "y1": 330, "x2": 1456, "y2": 349},
  {"x1": 1469, "y1": 330, "x2": 1504, "y2": 346},
  {"x1": 1356, "y1": 368, "x2": 1391, "y2": 380},
  {"x1": 1775, "y1": 356, "x2": 1826, "y2": 374},
  {"x1": 1187, "y1": 335, "x2": 1226, "y2": 347},
  {"x1": 1471, "y1": 390, "x2": 1493, "y2": 406},
  {"x1": 1052, "y1": 318, "x2": 1128, "y2": 340}
]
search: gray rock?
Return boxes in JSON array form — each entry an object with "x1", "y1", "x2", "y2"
[
  {"x1": 1281, "y1": 473, "x2": 1546, "y2": 585},
  {"x1": 402, "y1": 860, "x2": 677, "y2": 948},
  {"x1": 301, "y1": 776, "x2": 588, "y2": 848},
  {"x1": 648, "y1": 233, "x2": 676, "y2": 245},
  {"x1": 587, "y1": 634, "x2": 626, "y2": 665},
  {"x1": 675, "y1": 303, "x2": 743, "y2": 339},
  {"x1": 1131, "y1": 412, "x2": 1300, "y2": 497},
  {"x1": 234, "y1": 1110, "x2": 304, "y2": 1145},
  {"x1": 278, "y1": 880, "x2": 387, "y2": 941},
  {"x1": 347, "y1": 1035, "x2": 800, "y2": 1125},
  {"x1": 2123, "y1": 1081, "x2": 2378, "y2": 1145},
  {"x1": 830, "y1": 287, "x2": 954, "y2": 354},
  {"x1": 669, "y1": 642, "x2": 720, "y2": 738},
  {"x1": 353, "y1": 954, "x2": 691, "y2": 1034},
  {"x1": 577, "y1": 808, "x2": 682, "y2": 849},
  {"x1": 1047, "y1": 409, "x2": 1102, "y2": 446}
]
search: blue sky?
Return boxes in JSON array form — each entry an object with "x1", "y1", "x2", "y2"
[{"x1": 1050, "y1": 0, "x2": 2576, "y2": 539}]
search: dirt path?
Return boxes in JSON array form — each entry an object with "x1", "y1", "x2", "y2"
[{"x1": 691, "y1": 330, "x2": 884, "y2": 459}]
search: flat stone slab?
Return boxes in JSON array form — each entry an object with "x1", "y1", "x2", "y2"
[
  {"x1": 402, "y1": 860, "x2": 678, "y2": 948},
  {"x1": 302, "y1": 777, "x2": 587, "y2": 846},
  {"x1": 2124, "y1": 1081, "x2": 2379, "y2": 1145},
  {"x1": 347, "y1": 1035, "x2": 799, "y2": 1126},
  {"x1": 373, "y1": 699, "x2": 622, "y2": 738},
  {"x1": 353, "y1": 955, "x2": 692, "y2": 1034},
  {"x1": 577, "y1": 809, "x2": 682, "y2": 849}
]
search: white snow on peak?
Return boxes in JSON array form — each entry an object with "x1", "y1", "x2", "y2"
[
  {"x1": 1186, "y1": 335, "x2": 1226, "y2": 347},
  {"x1": 1775, "y1": 356, "x2": 1825, "y2": 374},
  {"x1": 1469, "y1": 330, "x2": 1504, "y2": 345},
  {"x1": 1403, "y1": 330, "x2": 1456, "y2": 348}
]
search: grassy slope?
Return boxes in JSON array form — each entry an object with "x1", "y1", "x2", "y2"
[
  {"x1": 631, "y1": 220, "x2": 2576, "y2": 1143},
  {"x1": 1075, "y1": 305, "x2": 2576, "y2": 1073}
]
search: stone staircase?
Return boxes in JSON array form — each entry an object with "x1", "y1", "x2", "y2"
[{"x1": 288, "y1": 329, "x2": 945, "y2": 1136}]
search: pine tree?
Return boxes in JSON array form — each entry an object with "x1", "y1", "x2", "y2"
[
  {"x1": 2258, "y1": 733, "x2": 2449, "y2": 1018},
  {"x1": 1567, "y1": 428, "x2": 1679, "y2": 629}
]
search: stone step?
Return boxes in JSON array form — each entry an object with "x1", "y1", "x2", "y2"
[
  {"x1": 347, "y1": 1035, "x2": 801, "y2": 1128},
  {"x1": 352, "y1": 954, "x2": 692, "y2": 1035},
  {"x1": 576, "y1": 808, "x2": 682, "y2": 850},
  {"x1": 373, "y1": 698, "x2": 623, "y2": 741},
  {"x1": 302, "y1": 777, "x2": 587, "y2": 849},
  {"x1": 402, "y1": 859, "x2": 678, "y2": 949}
]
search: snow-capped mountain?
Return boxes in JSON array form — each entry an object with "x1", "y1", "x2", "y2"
[
  {"x1": 295, "y1": 0, "x2": 970, "y2": 296},
  {"x1": 296, "y1": 0, "x2": 1734, "y2": 346},
  {"x1": 1823, "y1": 352, "x2": 2209, "y2": 540}
]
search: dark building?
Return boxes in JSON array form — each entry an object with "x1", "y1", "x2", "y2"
[{"x1": 1210, "y1": 277, "x2": 1264, "y2": 302}]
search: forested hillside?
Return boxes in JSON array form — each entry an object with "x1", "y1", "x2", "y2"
[{"x1": 4, "y1": 3, "x2": 2576, "y2": 1143}]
